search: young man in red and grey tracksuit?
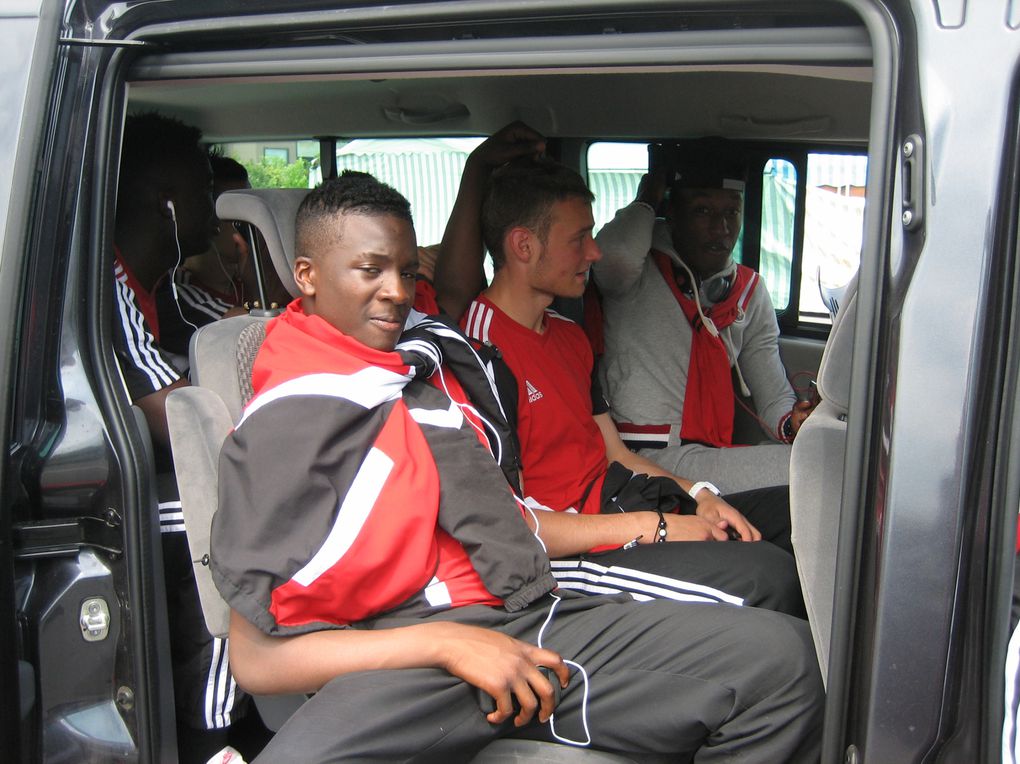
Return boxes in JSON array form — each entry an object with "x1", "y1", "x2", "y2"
[{"x1": 212, "y1": 170, "x2": 823, "y2": 762}]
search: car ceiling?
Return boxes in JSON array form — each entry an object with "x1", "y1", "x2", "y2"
[
  {"x1": 127, "y1": 65, "x2": 872, "y2": 145},
  {"x1": 122, "y1": 2, "x2": 873, "y2": 146}
]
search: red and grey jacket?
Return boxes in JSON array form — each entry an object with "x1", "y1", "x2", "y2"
[{"x1": 211, "y1": 303, "x2": 554, "y2": 637}]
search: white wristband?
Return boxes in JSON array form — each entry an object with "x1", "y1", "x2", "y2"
[{"x1": 688, "y1": 481, "x2": 721, "y2": 499}]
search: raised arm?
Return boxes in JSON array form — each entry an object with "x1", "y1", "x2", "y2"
[
  {"x1": 434, "y1": 122, "x2": 546, "y2": 320},
  {"x1": 228, "y1": 609, "x2": 568, "y2": 727},
  {"x1": 592, "y1": 170, "x2": 666, "y2": 296}
]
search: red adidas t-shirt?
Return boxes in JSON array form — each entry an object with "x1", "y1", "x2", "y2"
[{"x1": 462, "y1": 295, "x2": 607, "y2": 514}]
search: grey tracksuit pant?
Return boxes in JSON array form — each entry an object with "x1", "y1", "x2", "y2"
[{"x1": 254, "y1": 593, "x2": 823, "y2": 763}]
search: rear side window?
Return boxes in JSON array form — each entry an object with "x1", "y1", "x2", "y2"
[
  {"x1": 756, "y1": 154, "x2": 866, "y2": 320},
  {"x1": 801, "y1": 153, "x2": 867, "y2": 322},
  {"x1": 760, "y1": 159, "x2": 797, "y2": 311},
  {"x1": 587, "y1": 142, "x2": 646, "y2": 233},
  {"x1": 215, "y1": 137, "x2": 485, "y2": 248}
]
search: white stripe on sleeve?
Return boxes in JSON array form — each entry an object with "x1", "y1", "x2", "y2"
[{"x1": 292, "y1": 447, "x2": 394, "y2": 587}]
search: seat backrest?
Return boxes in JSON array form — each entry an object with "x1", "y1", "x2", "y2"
[
  {"x1": 175, "y1": 314, "x2": 273, "y2": 632},
  {"x1": 190, "y1": 314, "x2": 271, "y2": 423},
  {"x1": 818, "y1": 266, "x2": 854, "y2": 321},
  {"x1": 217, "y1": 188, "x2": 310, "y2": 300},
  {"x1": 173, "y1": 322, "x2": 319, "y2": 730},
  {"x1": 789, "y1": 272, "x2": 858, "y2": 684},
  {"x1": 815, "y1": 270, "x2": 858, "y2": 413},
  {"x1": 165, "y1": 386, "x2": 235, "y2": 638}
]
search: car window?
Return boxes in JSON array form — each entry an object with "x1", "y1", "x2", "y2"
[
  {"x1": 215, "y1": 137, "x2": 485, "y2": 249},
  {"x1": 801, "y1": 153, "x2": 867, "y2": 322},
  {"x1": 760, "y1": 159, "x2": 797, "y2": 311},
  {"x1": 587, "y1": 141, "x2": 646, "y2": 234}
]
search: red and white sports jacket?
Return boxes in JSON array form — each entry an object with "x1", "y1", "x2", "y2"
[{"x1": 212, "y1": 303, "x2": 554, "y2": 636}]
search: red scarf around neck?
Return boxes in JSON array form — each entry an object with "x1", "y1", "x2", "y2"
[{"x1": 651, "y1": 251, "x2": 758, "y2": 447}]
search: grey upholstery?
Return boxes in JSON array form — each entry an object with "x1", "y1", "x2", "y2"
[
  {"x1": 170, "y1": 315, "x2": 274, "y2": 636},
  {"x1": 817, "y1": 266, "x2": 853, "y2": 320},
  {"x1": 817, "y1": 271, "x2": 858, "y2": 411},
  {"x1": 217, "y1": 188, "x2": 310, "y2": 299},
  {"x1": 235, "y1": 321, "x2": 267, "y2": 405},
  {"x1": 166, "y1": 386, "x2": 234, "y2": 639},
  {"x1": 789, "y1": 272, "x2": 858, "y2": 682},
  {"x1": 190, "y1": 314, "x2": 271, "y2": 422}
]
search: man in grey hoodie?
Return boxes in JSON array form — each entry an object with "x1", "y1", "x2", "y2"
[{"x1": 593, "y1": 140, "x2": 816, "y2": 494}]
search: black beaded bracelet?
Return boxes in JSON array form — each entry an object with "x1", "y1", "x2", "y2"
[{"x1": 654, "y1": 509, "x2": 668, "y2": 543}]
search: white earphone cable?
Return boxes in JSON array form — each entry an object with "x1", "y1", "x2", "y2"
[
  {"x1": 536, "y1": 592, "x2": 591, "y2": 747},
  {"x1": 168, "y1": 202, "x2": 199, "y2": 332}
]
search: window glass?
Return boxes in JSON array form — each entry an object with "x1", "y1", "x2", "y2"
[
  {"x1": 760, "y1": 159, "x2": 797, "y2": 311},
  {"x1": 217, "y1": 137, "x2": 485, "y2": 249},
  {"x1": 326, "y1": 137, "x2": 484, "y2": 247},
  {"x1": 587, "y1": 142, "x2": 646, "y2": 233},
  {"x1": 263, "y1": 146, "x2": 289, "y2": 162},
  {"x1": 801, "y1": 153, "x2": 867, "y2": 322}
]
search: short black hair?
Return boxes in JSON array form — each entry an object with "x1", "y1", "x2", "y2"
[
  {"x1": 296, "y1": 170, "x2": 413, "y2": 258},
  {"x1": 481, "y1": 157, "x2": 594, "y2": 268},
  {"x1": 208, "y1": 152, "x2": 249, "y2": 193},
  {"x1": 118, "y1": 112, "x2": 206, "y2": 212}
]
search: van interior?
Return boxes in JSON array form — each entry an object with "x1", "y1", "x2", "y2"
[
  {"x1": 111, "y1": 3, "x2": 878, "y2": 757},
  {"x1": 20, "y1": 0, "x2": 1012, "y2": 761}
]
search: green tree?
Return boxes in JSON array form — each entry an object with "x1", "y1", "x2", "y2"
[{"x1": 241, "y1": 157, "x2": 310, "y2": 189}]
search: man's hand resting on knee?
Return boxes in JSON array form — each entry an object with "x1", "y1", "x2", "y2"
[
  {"x1": 693, "y1": 493, "x2": 761, "y2": 542},
  {"x1": 434, "y1": 621, "x2": 569, "y2": 727}
]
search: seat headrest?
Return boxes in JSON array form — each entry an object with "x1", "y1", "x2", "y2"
[
  {"x1": 816, "y1": 271, "x2": 858, "y2": 413},
  {"x1": 217, "y1": 188, "x2": 310, "y2": 300}
]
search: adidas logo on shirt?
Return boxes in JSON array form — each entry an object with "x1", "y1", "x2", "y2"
[{"x1": 526, "y1": 380, "x2": 543, "y2": 403}]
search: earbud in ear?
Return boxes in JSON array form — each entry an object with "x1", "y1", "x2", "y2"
[{"x1": 166, "y1": 200, "x2": 176, "y2": 221}]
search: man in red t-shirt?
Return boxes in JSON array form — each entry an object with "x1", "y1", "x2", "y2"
[{"x1": 439, "y1": 132, "x2": 801, "y2": 613}]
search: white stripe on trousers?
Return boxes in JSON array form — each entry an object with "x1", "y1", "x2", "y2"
[
  {"x1": 550, "y1": 559, "x2": 745, "y2": 606},
  {"x1": 204, "y1": 637, "x2": 238, "y2": 729},
  {"x1": 158, "y1": 500, "x2": 186, "y2": 534}
]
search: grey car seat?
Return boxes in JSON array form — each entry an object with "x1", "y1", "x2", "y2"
[
  {"x1": 215, "y1": 187, "x2": 306, "y2": 302},
  {"x1": 166, "y1": 188, "x2": 668, "y2": 762},
  {"x1": 789, "y1": 272, "x2": 858, "y2": 684}
]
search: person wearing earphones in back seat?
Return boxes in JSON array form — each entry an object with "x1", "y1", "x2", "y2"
[
  {"x1": 177, "y1": 152, "x2": 293, "y2": 315},
  {"x1": 112, "y1": 112, "x2": 268, "y2": 763},
  {"x1": 154, "y1": 156, "x2": 251, "y2": 364},
  {"x1": 593, "y1": 138, "x2": 818, "y2": 495},
  {"x1": 177, "y1": 153, "x2": 253, "y2": 309}
]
